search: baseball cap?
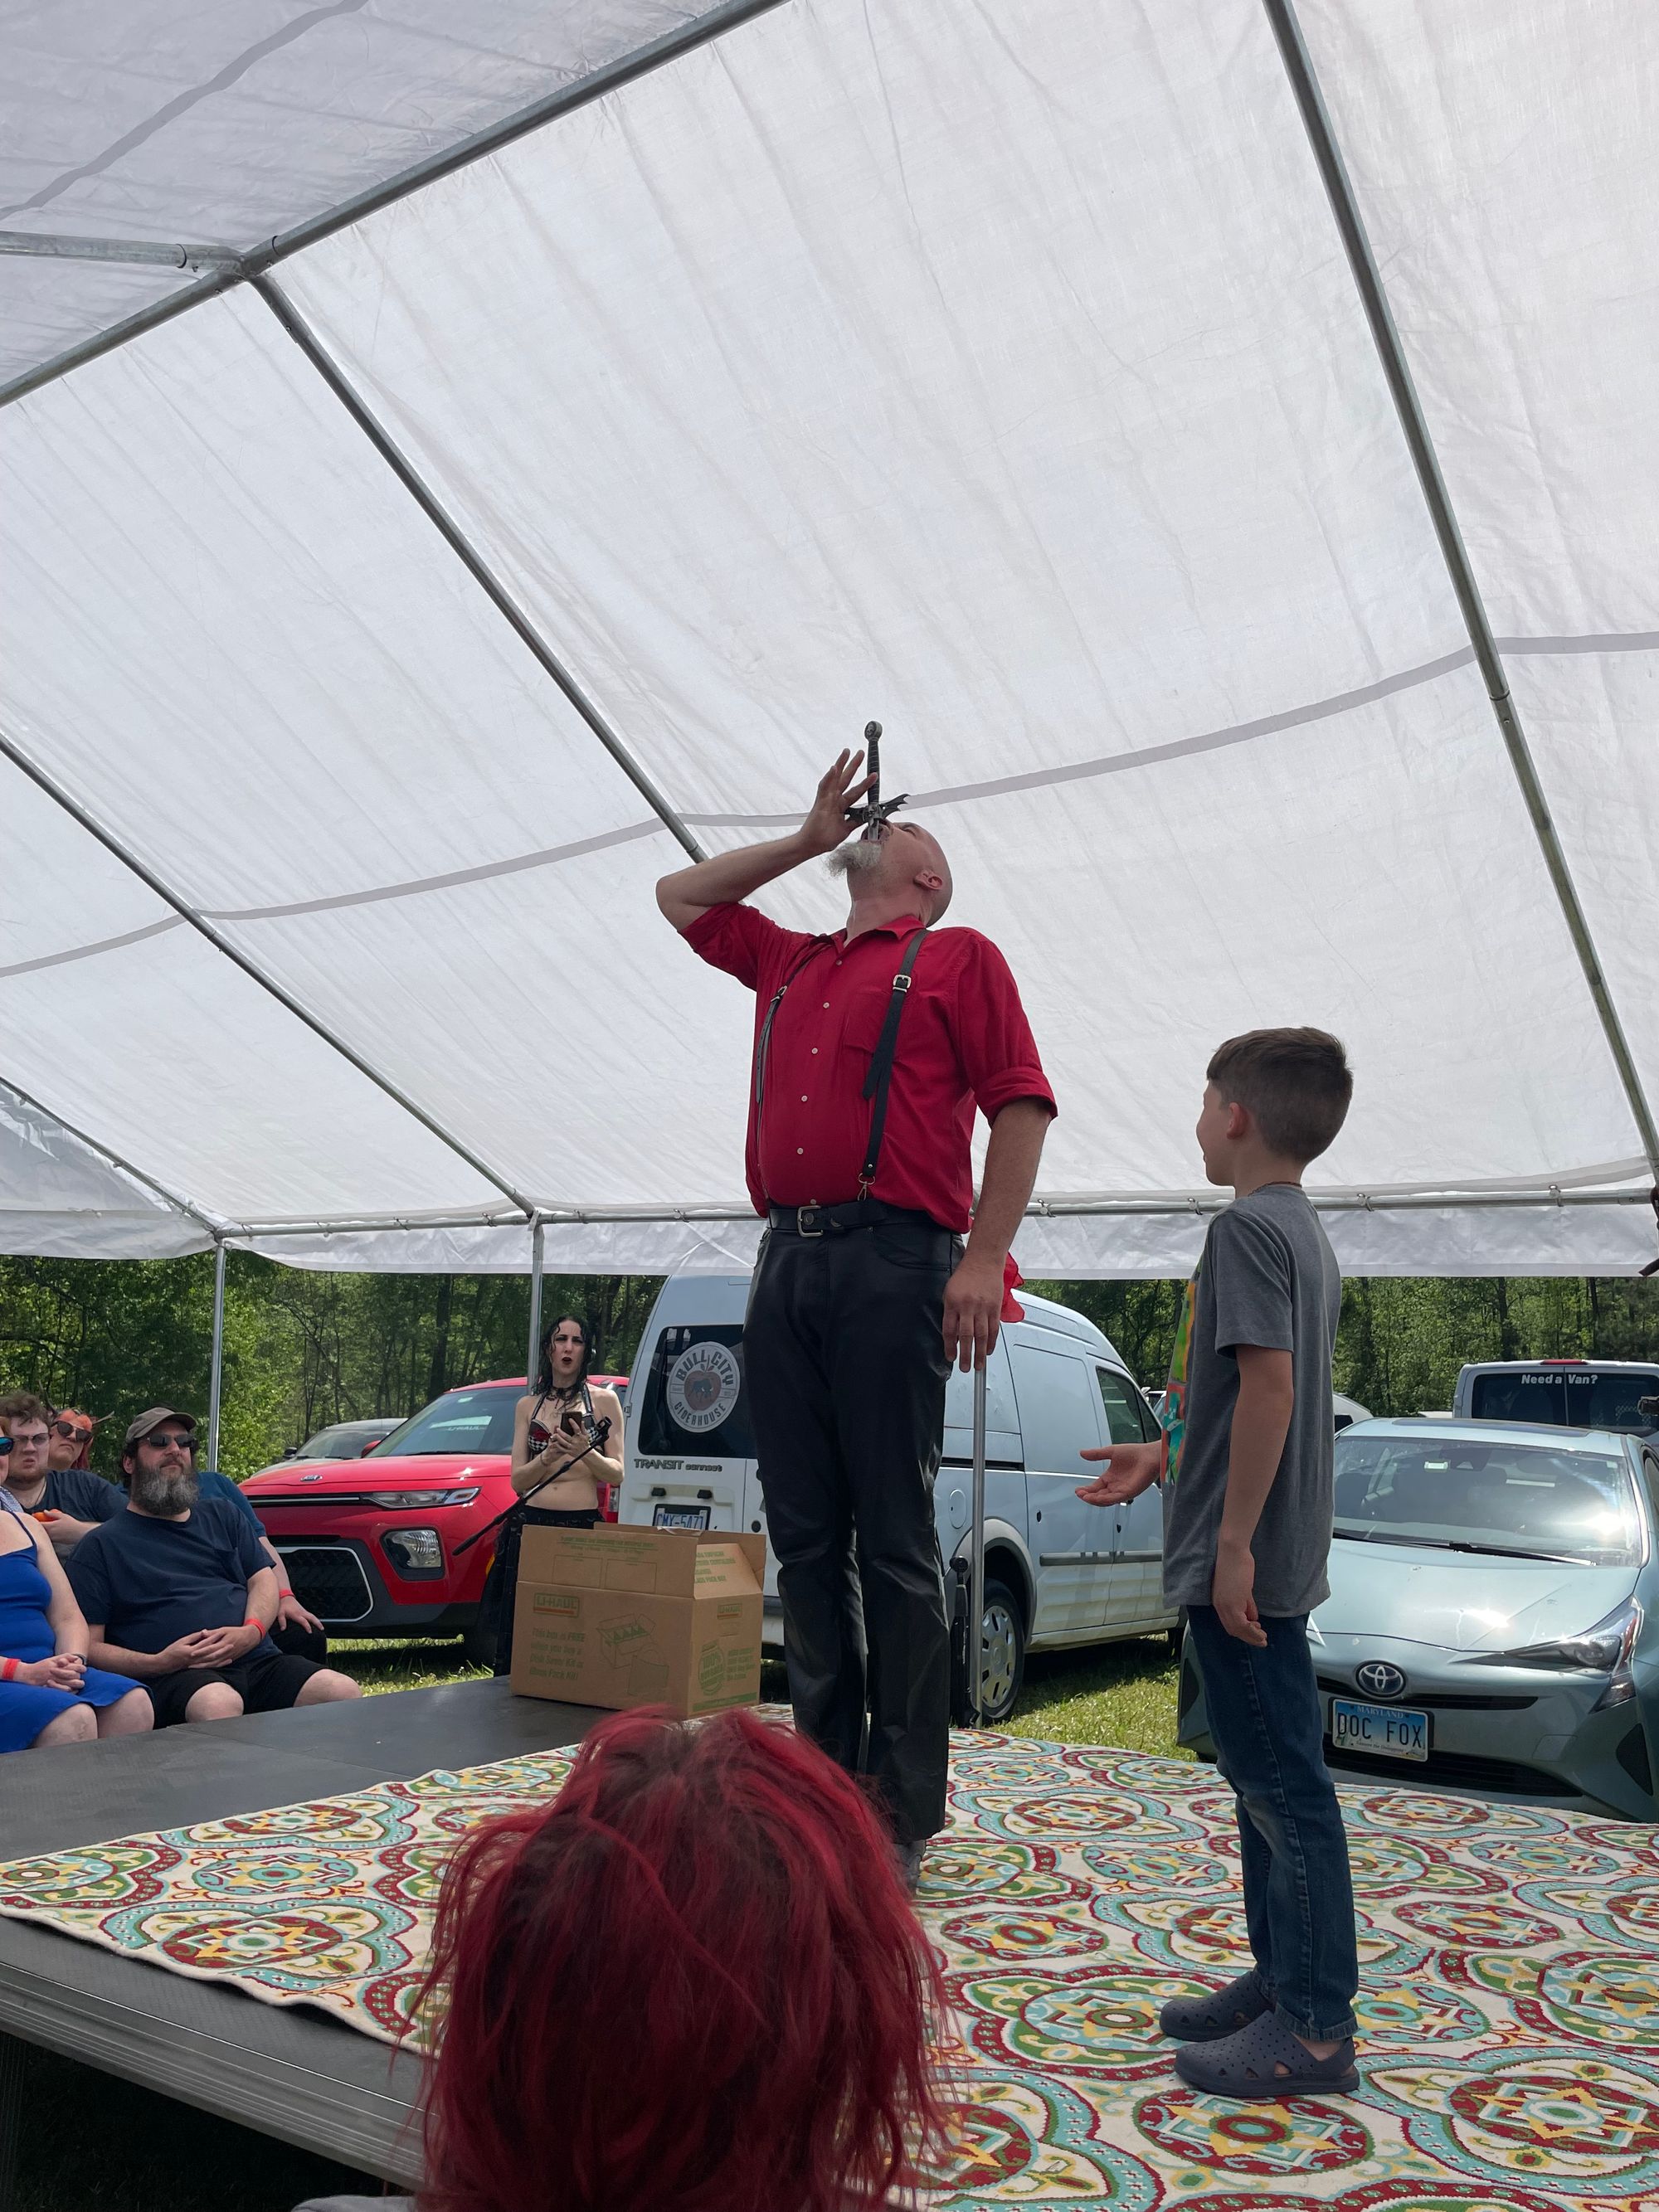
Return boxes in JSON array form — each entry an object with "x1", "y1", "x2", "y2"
[{"x1": 124, "y1": 1406, "x2": 198, "y2": 1449}]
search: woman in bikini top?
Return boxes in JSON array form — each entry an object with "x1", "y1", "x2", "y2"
[{"x1": 485, "y1": 1315, "x2": 625, "y2": 1676}]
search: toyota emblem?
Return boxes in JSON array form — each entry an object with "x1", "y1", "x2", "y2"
[{"x1": 1356, "y1": 1660, "x2": 1407, "y2": 1700}]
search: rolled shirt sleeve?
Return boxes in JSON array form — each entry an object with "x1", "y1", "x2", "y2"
[{"x1": 953, "y1": 935, "x2": 1057, "y2": 1124}]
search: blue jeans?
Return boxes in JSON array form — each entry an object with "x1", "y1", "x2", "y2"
[{"x1": 1185, "y1": 1604, "x2": 1359, "y2": 2040}]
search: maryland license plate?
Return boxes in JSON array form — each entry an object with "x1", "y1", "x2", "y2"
[
  {"x1": 1331, "y1": 1698, "x2": 1429, "y2": 1761},
  {"x1": 652, "y1": 1504, "x2": 711, "y2": 1531}
]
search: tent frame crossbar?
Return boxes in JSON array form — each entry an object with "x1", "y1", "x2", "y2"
[
  {"x1": 0, "y1": 0, "x2": 789, "y2": 414},
  {"x1": 1261, "y1": 0, "x2": 1659, "y2": 1182},
  {"x1": 0, "y1": 724, "x2": 538, "y2": 1218},
  {"x1": 252, "y1": 275, "x2": 704, "y2": 863},
  {"x1": 225, "y1": 1187, "x2": 1653, "y2": 1239},
  {"x1": 0, "y1": 230, "x2": 244, "y2": 272},
  {"x1": 0, "y1": 1075, "x2": 224, "y2": 1239}
]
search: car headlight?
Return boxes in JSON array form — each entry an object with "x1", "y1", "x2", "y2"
[
  {"x1": 365, "y1": 1487, "x2": 479, "y2": 1509},
  {"x1": 382, "y1": 1526, "x2": 443, "y2": 1573},
  {"x1": 1479, "y1": 1598, "x2": 1642, "y2": 1707}
]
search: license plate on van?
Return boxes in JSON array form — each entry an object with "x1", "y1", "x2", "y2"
[
  {"x1": 1331, "y1": 1698, "x2": 1429, "y2": 1761},
  {"x1": 653, "y1": 1504, "x2": 711, "y2": 1531}
]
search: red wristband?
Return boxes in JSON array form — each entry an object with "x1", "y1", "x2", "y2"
[
  {"x1": 243, "y1": 1616, "x2": 264, "y2": 1631},
  {"x1": 1, "y1": 1657, "x2": 17, "y2": 1683}
]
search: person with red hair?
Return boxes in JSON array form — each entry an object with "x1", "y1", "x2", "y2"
[
  {"x1": 294, "y1": 1706, "x2": 949, "y2": 2212},
  {"x1": 46, "y1": 1408, "x2": 100, "y2": 1473}
]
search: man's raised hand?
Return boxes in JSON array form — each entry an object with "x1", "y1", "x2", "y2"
[
  {"x1": 800, "y1": 751, "x2": 876, "y2": 856},
  {"x1": 1075, "y1": 1440, "x2": 1164, "y2": 1509}
]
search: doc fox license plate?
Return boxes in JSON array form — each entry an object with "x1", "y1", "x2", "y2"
[
  {"x1": 652, "y1": 1504, "x2": 711, "y2": 1531},
  {"x1": 1331, "y1": 1698, "x2": 1429, "y2": 1761}
]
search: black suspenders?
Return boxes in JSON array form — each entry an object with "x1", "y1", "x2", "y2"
[
  {"x1": 858, "y1": 927, "x2": 928, "y2": 1194},
  {"x1": 752, "y1": 928, "x2": 931, "y2": 1194}
]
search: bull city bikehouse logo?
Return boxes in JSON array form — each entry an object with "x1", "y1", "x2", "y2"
[
  {"x1": 666, "y1": 1341, "x2": 742, "y2": 1435},
  {"x1": 1355, "y1": 1660, "x2": 1407, "y2": 1700}
]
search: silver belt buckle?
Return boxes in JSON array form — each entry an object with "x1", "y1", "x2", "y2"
[{"x1": 797, "y1": 1205, "x2": 824, "y2": 1237}]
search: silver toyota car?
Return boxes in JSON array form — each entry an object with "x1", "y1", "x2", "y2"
[{"x1": 1179, "y1": 1417, "x2": 1658, "y2": 1819}]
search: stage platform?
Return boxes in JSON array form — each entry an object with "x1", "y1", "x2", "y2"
[{"x1": 4, "y1": 1699, "x2": 1659, "y2": 2209}]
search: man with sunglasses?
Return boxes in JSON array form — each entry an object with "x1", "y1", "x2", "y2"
[
  {"x1": 0, "y1": 1392, "x2": 124, "y2": 1558},
  {"x1": 66, "y1": 1409, "x2": 360, "y2": 1728}
]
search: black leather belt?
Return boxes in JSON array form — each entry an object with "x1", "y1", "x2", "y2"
[{"x1": 766, "y1": 1199, "x2": 942, "y2": 1237}]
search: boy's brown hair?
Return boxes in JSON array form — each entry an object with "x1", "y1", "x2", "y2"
[
  {"x1": 0, "y1": 1390, "x2": 51, "y2": 1434},
  {"x1": 1208, "y1": 1028, "x2": 1352, "y2": 1164}
]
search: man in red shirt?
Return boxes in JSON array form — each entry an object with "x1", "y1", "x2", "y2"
[{"x1": 658, "y1": 751, "x2": 1055, "y2": 1881}]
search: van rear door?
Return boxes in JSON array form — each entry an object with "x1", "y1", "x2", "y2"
[{"x1": 622, "y1": 1320, "x2": 754, "y2": 1536}]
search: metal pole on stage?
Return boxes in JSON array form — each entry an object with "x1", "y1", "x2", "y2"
[
  {"x1": 968, "y1": 1359, "x2": 988, "y2": 1726},
  {"x1": 525, "y1": 1217, "x2": 546, "y2": 1390},
  {"x1": 206, "y1": 1239, "x2": 227, "y2": 1469}
]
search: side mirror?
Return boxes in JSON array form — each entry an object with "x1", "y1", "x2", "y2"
[
  {"x1": 359, "y1": 1439, "x2": 379, "y2": 1457},
  {"x1": 283, "y1": 1446, "x2": 299, "y2": 1459}
]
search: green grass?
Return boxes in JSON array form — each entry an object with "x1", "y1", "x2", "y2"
[
  {"x1": 1007, "y1": 1633, "x2": 1189, "y2": 1758},
  {"x1": 11, "y1": 1632, "x2": 1184, "y2": 2210}
]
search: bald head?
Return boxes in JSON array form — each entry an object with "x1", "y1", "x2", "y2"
[{"x1": 826, "y1": 819, "x2": 953, "y2": 921}]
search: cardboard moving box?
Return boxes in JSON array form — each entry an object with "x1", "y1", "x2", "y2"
[{"x1": 510, "y1": 1523, "x2": 766, "y2": 1719}]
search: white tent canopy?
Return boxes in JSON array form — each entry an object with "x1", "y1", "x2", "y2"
[{"x1": 2, "y1": 0, "x2": 1656, "y2": 1279}]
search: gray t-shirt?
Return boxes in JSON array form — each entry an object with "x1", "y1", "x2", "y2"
[{"x1": 1161, "y1": 1183, "x2": 1342, "y2": 1616}]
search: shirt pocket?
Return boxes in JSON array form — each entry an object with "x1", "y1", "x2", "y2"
[{"x1": 838, "y1": 985, "x2": 893, "y2": 1076}]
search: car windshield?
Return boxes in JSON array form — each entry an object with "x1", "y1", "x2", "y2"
[
  {"x1": 1334, "y1": 1433, "x2": 1641, "y2": 1566},
  {"x1": 367, "y1": 1388, "x2": 519, "y2": 1458},
  {"x1": 296, "y1": 1423, "x2": 376, "y2": 1460}
]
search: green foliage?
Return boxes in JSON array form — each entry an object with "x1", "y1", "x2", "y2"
[
  {"x1": 0, "y1": 1255, "x2": 664, "y2": 1477},
  {"x1": 1, "y1": 1251, "x2": 1653, "y2": 1479},
  {"x1": 1027, "y1": 1273, "x2": 1659, "y2": 1413}
]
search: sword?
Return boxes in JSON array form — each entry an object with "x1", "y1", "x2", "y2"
[{"x1": 846, "y1": 719, "x2": 910, "y2": 839}]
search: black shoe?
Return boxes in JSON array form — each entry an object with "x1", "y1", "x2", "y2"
[{"x1": 1159, "y1": 1968, "x2": 1272, "y2": 2042}]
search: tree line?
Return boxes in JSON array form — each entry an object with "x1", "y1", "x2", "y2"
[{"x1": 0, "y1": 1253, "x2": 1652, "y2": 1477}]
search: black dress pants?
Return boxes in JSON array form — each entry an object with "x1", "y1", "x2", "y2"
[{"x1": 743, "y1": 1214, "x2": 957, "y2": 1845}]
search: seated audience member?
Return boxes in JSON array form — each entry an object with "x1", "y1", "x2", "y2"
[
  {"x1": 0, "y1": 1487, "x2": 152, "y2": 1751},
  {"x1": 0, "y1": 1392, "x2": 123, "y2": 1558},
  {"x1": 47, "y1": 1407, "x2": 100, "y2": 1471},
  {"x1": 115, "y1": 1407, "x2": 329, "y2": 1661},
  {"x1": 292, "y1": 1706, "x2": 947, "y2": 2212},
  {"x1": 67, "y1": 1410, "x2": 361, "y2": 1729}
]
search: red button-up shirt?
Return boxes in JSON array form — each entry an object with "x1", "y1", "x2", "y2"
[{"x1": 684, "y1": 902, "x2": 1056, "y2": 1232}]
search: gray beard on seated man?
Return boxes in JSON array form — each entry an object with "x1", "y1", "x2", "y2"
[{"x1": 130, "y1": 1464, "x2": 201, "y2": 1517}]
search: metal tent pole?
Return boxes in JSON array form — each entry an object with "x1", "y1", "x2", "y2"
[
  {"x1": 967, "y1": 1360, "x2": 988, "y2": 1727},
  {"x1": 1260, "y1": 0, "x2": 1659, "y2": 1180},
  {"x1": 525, "y1": 1217, "x2": 547, "y2": 1388},
  {"x1": 252, "y1": 276, "x2": 704, "y2": 864},
  {"x1": 207, "y1": 1240, "x2": 228, "y2": 1468},
  {"x1": 0, "y1": 1073, "x2": 227, "y2": 1242},
  {"x1": 0, "y1": 0, "x2": 791, "y2": 413},
  {"x1": 0, "y1": 231, "x2": 242, "y2": 272},
  {"x1": 0, "y1": 725, "x2": 538, "y2": 1217}
]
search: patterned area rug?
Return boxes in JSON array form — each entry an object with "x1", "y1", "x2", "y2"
[{"x1": 3, "y1": 1729, "x2": 1658, "y2": 2208}]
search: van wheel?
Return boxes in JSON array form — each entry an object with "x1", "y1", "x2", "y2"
[{"x1": 972, "y1": 1578, "x2": 1026, "y2": 1726}]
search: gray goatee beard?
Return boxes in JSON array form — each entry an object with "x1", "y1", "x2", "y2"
[
  {"x1": 825, "y1": 839, "x2": 884, "y2": 882},
  {"x1": 132, "y1": 1464, "x2": 200, "y2": 1518}
]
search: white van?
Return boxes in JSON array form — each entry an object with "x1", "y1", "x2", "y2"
[{"x1": 617, "y1": 1271, "x2": 1177, "y2": 1721}]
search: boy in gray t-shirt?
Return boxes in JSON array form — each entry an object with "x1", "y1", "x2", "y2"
[{"x1": 1078, "y1": 1028, "x2": 1360, "y2": 2101}]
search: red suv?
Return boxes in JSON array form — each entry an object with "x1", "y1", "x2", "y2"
[{"x1": 242, "y1": 1374, "x2": 627, "y2": 1660}]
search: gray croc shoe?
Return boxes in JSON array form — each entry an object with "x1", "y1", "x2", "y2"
[
  {"x1": 1159, "y1": 1968, "x2": 1272, "y2": 2043},
  {"x1": 1174, "y1": 2009, "x2": 1359, "y2": 2100}
]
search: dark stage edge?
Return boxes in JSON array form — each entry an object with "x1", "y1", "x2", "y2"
[{"x1": 0, "y1": 1681, "x2": 605, "y2": 2189}]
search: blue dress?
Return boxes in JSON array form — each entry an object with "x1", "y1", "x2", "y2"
[{"x1": 0, "y1": 1543, "x2": 141, "y2": 1752}]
